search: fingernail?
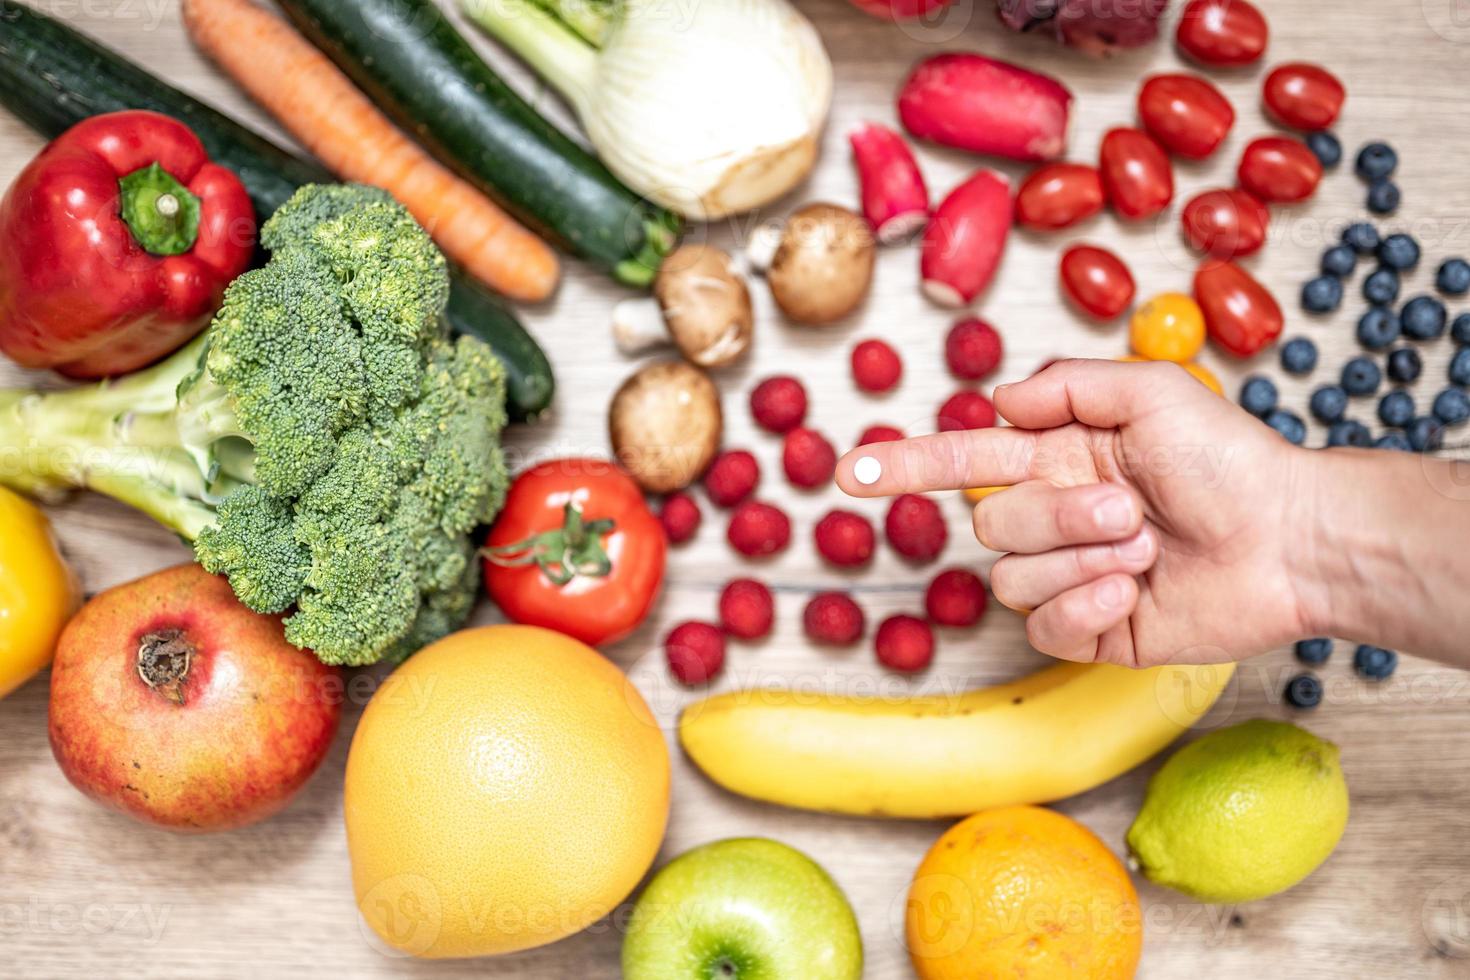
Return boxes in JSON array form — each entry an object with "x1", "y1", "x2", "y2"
[
  {"x1": 853, "y1": 456, "x2": 883, "y2": 486},
  {"x1": 1096, "y1": 577, "x2": 1128, "y2": 609},
  {"x1": 1116, "y1": 532, "x2": 1152, "y2": 562},
  {"x1": 1094, "y1": 493, "x2": 1134, "y2": 534},
  {"x1": 995, "y1": 383, "x2": 1012, "y2": 395}
]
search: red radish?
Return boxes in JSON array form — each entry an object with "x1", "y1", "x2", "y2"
[
  {"x1": 1099, "y1": 127, "x2": 1173, "y2": 220},
  {"x1": 846, "y1": 0, "x2": 953, "y2": 18},
  {"x1": 1263, "y1": 63, "x2": 1346, "y2": 131},
  {"x1": 1181, "y1": 188, "x2": 1269, "y2": 258},
  {"x1": 1237, "y1": 136, "x2": 1322, "y2": 204},
  {"x1": 1014, "y1": 163, "x2": 1104, "y2": 231},
  {"x1": 1137, "y1": 74, "x2": 1235, "y2": 160},
  {"x1": 920, "y1": 169, "x2": 1012, "y2": 308},
  {"x1": 898, "y1": 53, "x2": 1072, "y2": 163},
  {"x1": 849, "y1": 123, "x2": 930, "y2": 243}
]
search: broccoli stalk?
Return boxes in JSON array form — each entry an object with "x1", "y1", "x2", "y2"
[{"x1": 0, "y1": 184, "x2": 509, "y2": 667}]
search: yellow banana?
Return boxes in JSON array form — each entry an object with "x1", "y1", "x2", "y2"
[{"x1": 679, "y1": 660, "x2": 1235, "y2": 819}]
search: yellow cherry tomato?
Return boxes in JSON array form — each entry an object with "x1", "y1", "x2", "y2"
[
  {"x1": 0, "y1": 488, "x2": 78, "y2": 699},
  {"x1": 1118, "y1": 355, "x2": 1224, "y2": 396},
  {"x1": 1130, "y1": 292, "x2": 1206, "y2": 363},
  {"x1": 963, "y1": 486, "x2": 1009, "y2": 504}
]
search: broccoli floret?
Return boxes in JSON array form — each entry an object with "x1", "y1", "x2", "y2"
[{"x1": 0, "y1": 184, "x2": 509, "y2": 667}]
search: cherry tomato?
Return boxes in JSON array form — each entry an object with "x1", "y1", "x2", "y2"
[
  {"x1": 1099, "y1": 128, "x2": 1173, "y2": 220},
  {"x1": 1237, "y1": 136, "x2": 1322, "y2": 203},
  {"x1": 1137, "y1": 74, "x2": 1235, "y2": 159},
  {"x1": 1118, "y1": 355, "x2": 1225, "y2": 395},
  {"x1": 1181, "y1": 187, "x2": 1269, "y2": 258},
  {"x1": 483, "y1": 458, "x2": 666, "y2": 647},
  {"x1": 1014, "y1": 163, "x2": 1104, "y2": 230},
  {"x1": 1060, "y1": 244, "x2": 1135, "y2": 321},
  {"x1": 1130, "y1": 293, "x2": 1206, "y2": 362},
  {"x1": 1176, "y1": 0, "x2": 1269, "y2": 66},
  {"x1": 1193, "y1": 260, "x2": 1283, "y2": 357},
  {"x1": 1263, "y1": 63, "x2": 1346, "y2": 131}
]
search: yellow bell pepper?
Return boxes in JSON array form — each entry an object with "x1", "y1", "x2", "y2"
[{"x1": 0, "y1": 487, "x2": 78, "y2": 699}]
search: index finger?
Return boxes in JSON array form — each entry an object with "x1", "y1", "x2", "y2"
[{"x1": 835, "y1": 428, "x2": 1039, "y2": 497}]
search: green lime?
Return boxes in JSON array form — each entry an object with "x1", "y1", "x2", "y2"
[{"x1": 1126, "y1": 719, "x2": 1348, "y2": 903}]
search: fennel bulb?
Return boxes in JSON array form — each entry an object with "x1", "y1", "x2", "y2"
[{"x1": 464, "y1": 0, "x2": 833, "y2": 220}]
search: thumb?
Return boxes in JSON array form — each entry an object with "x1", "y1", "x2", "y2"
[{"x1": 996, "y1": 359, "x2": 1193, "y2": 430}]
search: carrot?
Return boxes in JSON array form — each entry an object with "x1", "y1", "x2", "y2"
[{"x1": 181, "y1": 0, "x2": 558, "y2": 303}]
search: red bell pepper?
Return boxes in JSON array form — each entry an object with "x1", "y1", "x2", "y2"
[{"x1": 0, "y1": 110, "x2": 254, "y2": 378}]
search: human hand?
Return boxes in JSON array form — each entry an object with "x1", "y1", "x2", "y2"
[{"x1": 836, "y1": 359, "x2": 1319, "y2": 667}]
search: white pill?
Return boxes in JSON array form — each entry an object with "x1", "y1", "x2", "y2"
[{"x1": 853, "y1": 456, "x2": 882, "y2": 486}]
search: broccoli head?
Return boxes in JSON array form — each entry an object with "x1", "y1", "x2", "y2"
[{"x1": 0, "y1": 184, "x2": 509, "y2": 666}]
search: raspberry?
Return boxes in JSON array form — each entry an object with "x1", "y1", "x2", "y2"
[
  {"x1": 658, "y1": 492, "x2": 701, "y2": 544},
  {"x1": 851, "y1": 339, "x2": 902, "y2": 393},
  {"x1": 857, "y1": 424, "x2": 904, "y2": 447},
  {"x1": 813, "y1": 510, "x2": 875, "y2": 567},
  {"x1": 875, "y1": 615, "x2": 934, "y2": 672},
  {"x1": 727, "y1": 501, "x2": 792, "y2": 557},
  {"x1": 749, "y1": 376, "x2": 808, "y2": 433},
  {"x1": 937, "y1": 390, "x2": 996, "y2": 432},
  {"x1": 665, "y1": 621, "x2": 725, "y2": 684},
  {"x1": 782, "y1": 427, "x2": 837, "y2": 489},
  {"x1": 885, "y1": 494, "x2": 947, "y2": 562},
  {"x1": 925, "y1": 568, "x2": 988, "y2": 627},
  {"x1": 945, "y1": 318, "x2": 1003, "y2": 380},
  {"x1": 719, "y1": 579, "x2": 775, "y2": 639},
  {"x1": 703, "y1": 449, "x2": 760, "y2": 508},
  {"x1": 802, "y1": 592, "x2": 865, "y2": 645}
]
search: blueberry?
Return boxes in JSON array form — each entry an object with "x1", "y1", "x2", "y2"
[
  {"x1": 1437, "y1": 258, "x2": 1470, "y2": 296},
  {"x1": 1356, "y1": 306, "x2": 1400, "y2": 350},
  {"x1": 1342, "y1": 222, "x2": 1381, "y2": 255},
  {"x1": 1301, "y1": 276, "x2": 1343, "y2": 313},
  {"x1": 1451, "y1": 347, "x2": 1470, "y2": 386},
  {"x1": 1285, "y1": 673, "x2": 1324, "y2": 709},
  {"x1": 1355, "y1": 142, "x2": 1398, "y2": 181},
  {"x1": 1341, "y1": 356, "x2": 1382, "y2": 396},
  {"x1": 1310, "y1": 385, "x2": 1348, "y2": 423},
  {"x1": 1327, "y1": 419, "x2": 1372, "y2": 447},
  {"x1": 1377, "y1": 233, "x2": 1421, "y2": 270},
  {"x1": 1320, "y1": 244, "x2": 1357, "y2": 279},
  {"x1": 1239, "y1": 375, "x2": 1279, "y2": 417},
  {"x1": 1377, "y1": 389, "x2": 1415, "y2": 428},
  {"x1": 1353, "y1": 644, "x2": 1398, "y2": 680},
  {"x1": 1433, "y1": 387, "x2": 1470, "y2": 425},
  {"x1": 1401, "y1": 295, "x2": 1448, "y2": 340},
  {"x1": 1407, "y1": 416, "x2": 1445, "y2": 451},
  {"x1": 1376, "y1": 432, "x2": 1413, "y2": 451},
  {"x1": 1265, "y1": 409, "x2": 1306, "y2": 445},
  {"x1": 1366, "y1": 179, "x2": 1401, "y2": 215},
  {"x1": 1306, "y1": 131, "x2": 1342, "y2": 169},
  {"x1": 1294, "y1": 638, "x2": 1333, "y2": 664},
  {"x1": 1363, "y1": 267, "x2": 1400, "y2": 305},
  {"x1": 1280, "y1": 337, "x2": 1318, "y2": 375},
  {"x1": 1454, "y1": 313, "x2": 1470, "y2": 346},
  {"x1": 1386, "y1": 346, "x2": 1423, "y2": 383}
]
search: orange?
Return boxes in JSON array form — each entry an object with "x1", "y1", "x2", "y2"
[
  {"x1": 345, "y1": 625, "x2": 671, "y2": 958},
  {"x1": 1129, "y1": 292, "x2": 1206, "y2": 362},
  {"x1": 906, "y1": 805, "x2": 1142, "y2": 980}
]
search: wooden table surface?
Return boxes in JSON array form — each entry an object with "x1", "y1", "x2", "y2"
[{"x1": 4, "y1": 0, "x2": 1470, "y2": 976}]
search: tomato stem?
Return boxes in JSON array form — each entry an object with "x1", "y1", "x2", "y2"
[{"x1": 482, "y1": 502, "x2": 616, "y2": 586}]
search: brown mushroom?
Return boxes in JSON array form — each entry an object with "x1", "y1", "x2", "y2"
[
  {"x1": 748, "y1": 203, "x2": 876, "y2": 325},
  {"x1": 612, "y1": 244, "x2": 753, "y2": 367},
  {"x1": 609, "y1": 360, "x2": 723, "y2": 493}
]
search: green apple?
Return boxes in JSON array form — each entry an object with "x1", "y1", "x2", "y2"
[{"x1": 621, "y1": 838, "x2": 863, "y2": 979}]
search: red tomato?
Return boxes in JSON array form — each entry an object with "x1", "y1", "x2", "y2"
[
  {"x1": 1060, "y1": 245, "x2": 1136, "y2": 321},
  {"x1": 1263, "y1": 63, "x2": 1346, "y2": 131},
  {"x1": 1099, "y1": 128, "x2": 1174, "y2": 220},
  {"x1": 1181, "y1": 188, "x2": 1269, "y2": 258},
  {"x1": 845, "y1": 0, "x2": 953, "y2": 18},
  {"x1": 1014, "y1": 163, "x2": 1104, "y2": 230},
  {"x1": 1237, "y1": 136, "x2": 1322, "y2": 203},
  {"x1": 1176, "y1": 0, "x2": 1269, "y2": 66},
  {"x1": 1137, "y1": 74, "x2": 1235, "y2": 159},
  {"x1": 483, "y1": 458, "x2": 666, "y2": 647},
  {"x1": 1193, "y1": 260, "x2": 1283, "y2": 357}
]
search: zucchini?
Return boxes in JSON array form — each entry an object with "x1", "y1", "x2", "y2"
[
  {"x1": 0, "y1": 1, "x2": 554, "y2": 421},
  {"x1": 273, "y1": 0, "x2": 679, "y2": 288}
]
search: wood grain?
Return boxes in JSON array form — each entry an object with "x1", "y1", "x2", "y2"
[{"x1": 3, "y1": 0, "x2": 1470, "y2": 976}]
